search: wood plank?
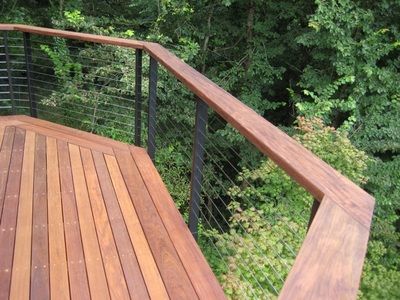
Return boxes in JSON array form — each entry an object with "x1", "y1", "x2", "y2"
[
  {"x1": 144, "y1": 42, "x2": 374, "y2": 227},
  {"x1": 0, "y1": 24, "x2": 15, "y2": 30},
  {"x1": 0, "y1": 127, "x2": 25, "y2": 299},
  {"x1": 131, "y1": 147, "x2": 226, "y2": 299},
  {"x1": 104, "y1": 154, "x2": 169, "y2": 300},
  {"x1": 11, "y1": 115, "x2": 130, "y2": 151},
  {"x1": 57, "y1": 140, "x2": 90, "y2": 300},
  {"x1": 9, "y1": 131, "x2": 35, "y2": 300},
  {"x1": 47, "y1": 137, "x2": 70, "y2": 300},
  {"x1": 69, "y1": 144, "x2": 110, "y2": 300},
  {"x1": 92, "y1": 151, "x2": 150, "y2": 300},
  {"x1": 12, "y1": 24, "x2": 145, "y2": 49},
  {"x1": 30, "y1": 134, "x2": 50, "y2": 300},
  {"x1": 80, "y1": 148, "x2": 130, "y2": 300},
  {"x1": 112, "y1": 149, "x2": 198, "y2": 299},
  {"x1": 0, "y1": 126, "x2": 4, "y2": 146},
  {"x1": 16, "y1": 122, "x2": 115, "y2": 155},
  {"x1": 279, "y1": 198, "x2": 371, "y2": 300},
  {"x1": 0, "y1": 126, "x2": 15, "y2": 223}
]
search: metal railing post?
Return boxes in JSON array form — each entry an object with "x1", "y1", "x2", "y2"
[
  {"x1": 23, "y1": 32, "x2": 37, "y2": 118},
  {"x1": 135, "y1": 49, "x2": 143, "y2": 146},
  {"x1": 148, "y1": 56, "x2": 157, "y2": 161},
  {"x1": 188, "y1": 98, "x2": 208, "y2": 240},
  {"x1": 3, "y1": 31, "x2": 15, "y2": 114}
]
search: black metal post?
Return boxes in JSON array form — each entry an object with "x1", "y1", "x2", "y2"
[
  {"x1": 307, "y1": 199, "x2": 320, "y2": 231},
  {"x1": 188, "y1": 98, "x2": 208, "y2": 240},
  {"x1": 135, "y1": 49, "x2": 143, "y2": 146},
  {"x1": 3, "y1": 31, "x2": 15, "y2": 115},
  {"x1": 23, "y1": 32, "x2": 37, "y2": 118},
  {"x1": 148, "y1": 56, "x2": 157, "y2": 161}
]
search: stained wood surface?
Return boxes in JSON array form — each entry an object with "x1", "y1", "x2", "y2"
[
  {"x1": 0, "y1": 24, "x2": 375, "y2": 299},
  {"x1": 279, "y1": 198, "x2": 371, "y2": 300},
  {"x1": 0, "y1": 25, "x2": 373, "y2": 226},
  {"x1": 0, "y1": 116, "x2": 225, "y2": 300}
]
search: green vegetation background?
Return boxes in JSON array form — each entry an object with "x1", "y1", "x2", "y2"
[{"x1": 1, "y1": 0, "x2": 398, "y2": 298}]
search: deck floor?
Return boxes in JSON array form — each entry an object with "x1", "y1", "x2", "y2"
[{"x1": 0, "y1": 115, "x2": 224, "y2": 300}]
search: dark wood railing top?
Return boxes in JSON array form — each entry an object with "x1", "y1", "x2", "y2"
[{"x1": 0, "y1": 24, "x2": 375, "y2": 300}]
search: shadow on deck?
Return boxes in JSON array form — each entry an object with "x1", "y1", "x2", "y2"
[{"x1": 0, "y1": 115, "x2": 224, "y2": 300}]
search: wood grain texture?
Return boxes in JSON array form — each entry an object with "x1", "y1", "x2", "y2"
[
  {"x1": 0, "y1": 117, "x2": 225, "y2": 299},
  {"x1": 57, "y1": 140, "x2": 91, "y2": 300},
  {"x1": 80, "y1": 148, "x2": 130, "y2": 300},
  {"x1": 92, "y1": 151, "x2": 150, "y2": 300},
  {"x1": 47, "y1": 137, "x2": 70, "y2": 300},
  {"x1": 279, "y1": 197, "x2": 371, "y2": 299},
  {"x1": 9, "y1": 131, "x2": 35, "y2": 300},
  {"x1": 104, "y1": 154, "x2": 169, "y2": 300},
  {"x1": 0, "y1": 24, "x2": 15, "y2": 30},
  {"x1": 0, "y1": 23, "x2": 376, "y2": 293},
  {"x1": 131, "y1": 147, "x2": 226, "y2": 299},
  {"x1": 0, "y1": 26, "x2": 375, "y2": 226},
  {"x1": 0, "y1": 126, "x2": 15, "y2": 223},
  {"x1": 0, "y1": 127, "x2": 25, "y2": 299},
  {"x1": 144, "y1": 42, "x2": 374, "y2": 228},
  {"x1": 112, "y1": 149, "x2": 198, "y2": 299},
  {"x1": 31, "y1": 134, "x2": 50, "y2": 300},
  {"x1": 16, "y1": 122, "x2": 115, "y2": 155},
  {"x1": 69, "y1": 144, "x2": 110, "y2": 300},
  {"x1": 9, "y1": 115, "x2": 129, "y2": 151},
  {"x1": 0, "y1": 24, "x2": 145, "y2": 49}
]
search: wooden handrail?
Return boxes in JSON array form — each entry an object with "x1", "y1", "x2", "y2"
[{"x1": 0, "y1": 24, "x2": 374, "y2": 299}]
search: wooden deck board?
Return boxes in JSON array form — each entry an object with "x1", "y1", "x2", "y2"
[
  {"x1": 31, "y1": 134, "x2": 50, "y2": 300},
  {"x1": 0, "y1": 116, "x2": 225, "y2": 300},
  {"x1": 47, "y1": 137, "x2": 70, "y2": 300},
  {"x1": 0, "y1": 127, "x2": 25, "y2": 299}
]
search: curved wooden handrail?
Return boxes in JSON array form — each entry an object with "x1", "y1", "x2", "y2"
[{"x1": 0, "y1": 24, "x2": 374, "y2": 299}]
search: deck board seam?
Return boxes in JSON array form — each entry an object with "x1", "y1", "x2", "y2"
[
  {"x1": 92, "y1": 148, "x2": 146, "y2": 300},
  {"x1": 12, "y1": 115, "x2": 131, "y2": 151},
  {"x1": 8, "y1": 129, "x2": 26, "y2": 299},
  {"x1": 66, "y1": 142, "x2": 94, "y2": 300},
  {"x1": 80, "y1": 146, "x2": 130, "y2": 300},
  {"x1": 106, "y1": 151, "x2": 170, "y2": 299},
  {"x1": 88, "y1": 149, "x2": 132, "y2": 299},
  {"x1": 111, "y1": 151, "x2": 170, "y2": 298},
  {"x1": 57, "y1": 139, "x2": 73, "y2": 300},
  {"x1": 0, "y1": 126, "x2": 16, "y2": 223},
  {"x1": 92, "y1": 150, "x2": 151, "y2": 299},
  {"x1": 128, "y1": 148, "x2": 201, "y2": 299},
  {"x1": 113, "y1": 148, "x2": 198, "y2": 299},
  {"x1": 78, "y1": 146, "x2": 113, "y2": 299},
  {"x1": 16, "y1": 123, "x2": 115, "y2": 155},
  {"x1": 0, "y1": 127, "x2": 25, "y2": 299},
  {"x1": 69, "y1": 143, "x2": 111, "y2": 299},
  {"x1": 31, "y1": 133, "x2": 50, "y2": 299},
  {"x1": 61, "y1": 140, "x2": 91, "y2": 299}
]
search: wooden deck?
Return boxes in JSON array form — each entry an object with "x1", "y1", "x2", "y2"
[{"x1": 0, "y1": 115, "x2": 225, "y2": 300}]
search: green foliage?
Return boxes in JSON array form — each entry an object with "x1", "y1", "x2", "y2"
[
  {"x1": 295, "y1": 0, "x2": 400, "y2": 152},
  {"x1": 360, "y1": 241, "x2": 400, "y2": 300},
  {"x1": 203, "y1": 202, "x2": 304, "y2": 299},
  {"x1": 155, "y1": 143, "x2": 191, "y2": 215},
  {"x1": 204, "y1": 117, "x2": 370, "y2": 298},
  {"x1": 4, "y1": 1, "x2": 399, "y2": 297}
]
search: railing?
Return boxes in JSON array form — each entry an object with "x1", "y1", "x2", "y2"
[{"x1": 0, "y1": 24, "x2": 374, "y2": 299}]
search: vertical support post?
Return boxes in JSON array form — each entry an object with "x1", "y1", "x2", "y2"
[
  {"x1": 3, "y1": 31, "x2": 15, "y2": 114},
  {"x1": 188, "y1": 98, "x2": 208, "y2": 240},
  {"x1": 135, "y1": 49, "x2": 143, "y2": 146},
  {"x1": 307, "y1": 199, "x2": 320, "y2": 231},
  {"x1": 148, "y1": 56, "x2": 157, "y2": 161},
  {"x1": 23, "y1": 32, "x2": 37, "y2": 118}
]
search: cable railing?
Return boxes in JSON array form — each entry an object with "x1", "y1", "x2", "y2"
[{"x1": 0, "y1": 24, "x2": 375, "y2": 299}]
